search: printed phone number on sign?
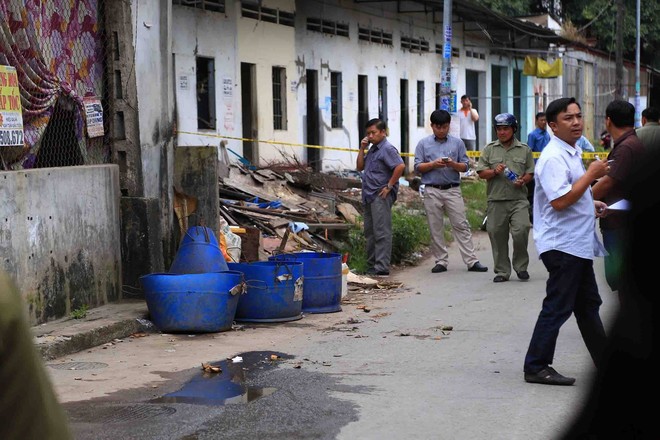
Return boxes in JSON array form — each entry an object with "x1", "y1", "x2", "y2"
[{"x1": 0, "y1": 129, "x2": 24, "y2": 146}]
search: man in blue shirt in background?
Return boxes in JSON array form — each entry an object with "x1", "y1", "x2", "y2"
[
  {"x1": 525, "y1": 112, "x2": 551, "y2": 222},
  {"x1": 527, "y1": 112, "x2": 551, "y2": 153}
]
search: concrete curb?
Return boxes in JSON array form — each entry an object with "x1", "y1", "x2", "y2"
[{"x1": 32, "y1": 299, "x2": 151, "y2": 361}]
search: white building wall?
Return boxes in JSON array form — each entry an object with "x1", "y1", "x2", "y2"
[
  {"x1": 237, "y1": 0, "x2": 299, "y2": 165},
  {"x1": 295, "y1": 1, "x2": 466, "y2": 172},
  {"x1": 168, "y1": 0, "x2": 559, "y2": 171},
  {"x1": 172, "y1": 4, "x2": 240, "y2": 151}
]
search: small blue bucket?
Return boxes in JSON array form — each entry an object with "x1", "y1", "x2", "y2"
[
  {"x1": 139, "y1": 270, "x2": 244, "y2": 333},
  {"x1": 269, "y1": 252, "x2": 342, "y2": 314},
  {"x1": 170, "y1": 226, "x2": 229, "y2": 274},
  {"x1": 228, "y1": 261, "x2": 304, "y2": 322}
]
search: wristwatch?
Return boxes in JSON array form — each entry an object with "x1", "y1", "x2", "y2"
[{"x1": 387, "y1": 184, "x2": 393, "y2": 190}]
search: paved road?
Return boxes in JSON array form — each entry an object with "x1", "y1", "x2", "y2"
[{"x1": 47, "y1": 231, "x2": 618, "y2": 439}]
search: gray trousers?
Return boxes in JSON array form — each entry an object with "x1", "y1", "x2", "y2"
[
  {"x1": 363, "y1": 195, "x2": 394, "y2": 273},
  {"x1": 462, "y1": 139, "x2": 476, "y2": 151},
  {"x1": 423, "y1": 186, "x2": 479, "y2": 268}
]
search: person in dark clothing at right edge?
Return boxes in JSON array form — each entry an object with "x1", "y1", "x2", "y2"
[
  {"x1": 592, "y1": 100, "x2": 646, "y2": 294},
  {"x1": 561, "y1": 116, "x2": 659, "y2": 440},
  {"x1": 523, "y1": 97, "x2": 610, "y2": 386}
]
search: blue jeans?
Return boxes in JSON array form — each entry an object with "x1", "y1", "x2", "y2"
[{"x1": 524, "y1": 250, "x2": 607, "y2": 374}]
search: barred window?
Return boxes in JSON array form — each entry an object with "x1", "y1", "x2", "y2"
[
  {"x1": 417, "y1": 81, "x2": 425, "y2": 127},
  {"x1": 272, "y1": 67, "x2": 287, "y2": 130},
  {"x1": 331, "y1": 71, "x2": 343, "y2": 128},
  {"x1": 307, "y1": 18, "x2": 349, "y2": 37},
  {"x1": 241, "y1": 1, "x2": 295, "y2": 27},
  {"x1": 466, "y1": 50, "x2": 486, "y2": 60},
  {"x1": 357, "y1": 27, "x2": 393, "y2": 45},
  {"x1": 173, "y1": 0, "x2": 225, "y2": 13},
  {"x1": 401, "y1": 35, "x2": 429, "y2": 53}
]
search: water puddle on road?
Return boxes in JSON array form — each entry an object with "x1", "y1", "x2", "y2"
[{"x1": 149, "y1": 351, "x2": 289, "y2": 406}]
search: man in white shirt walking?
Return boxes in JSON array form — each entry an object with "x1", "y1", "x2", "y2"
[{"x1": 523, "y1": 97, "x2": 610, "y2": 386}]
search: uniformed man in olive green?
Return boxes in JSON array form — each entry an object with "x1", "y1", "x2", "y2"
[
  {"x1": 0, "y1": 271, "x2": 73, "y2": 440},
  {"x1": 476, "y1": 113, "x2": 535, "y2": 283}
]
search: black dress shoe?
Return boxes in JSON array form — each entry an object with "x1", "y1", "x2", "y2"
[
  {"x1": 493, "y1": 275, "x2": 508, "y2": 283},
  {"x1": 468, "y1": 262, "x2": 488, "y2": 272},
  {"x1": 524, "y1": 367, "x2": 575, "y2": 386},
  {"x1": 517, "y1": 270, "x2": 530, "y2": 281},
  {"x1": 375, "y1": 270, "x2": 390, "y2": 276},
  {"x1": 431, "y1": 264, "x2": 447, "y2": 273}
]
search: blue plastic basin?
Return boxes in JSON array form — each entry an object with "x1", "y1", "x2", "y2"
[
  {"x1": 140, "y1": 271, "x2": 244, "y2": 333},
  {"x1": 228, "y1": 261, "x2": 303, "y2": 322}
]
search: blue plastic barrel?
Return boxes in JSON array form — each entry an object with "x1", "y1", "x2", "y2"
[
  {"x1": 269, "y1": 252, "x2": 342, "y2": 313},
  {"x1": 169, "y1": 226, "x2": 229, "y2": 274},
  {"x1": 228, "y1": 261, "x2": 304, "y2": 322},
  {"x1": 139, "y1": 271, "x2": 244, "y2": 333}
]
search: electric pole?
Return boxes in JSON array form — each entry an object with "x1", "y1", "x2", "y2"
[{"x1": 615, "y1": 0, "x2": 624, "y2": 100}]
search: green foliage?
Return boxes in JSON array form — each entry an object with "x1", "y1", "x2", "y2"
[
  {"x1": 461, "y1": 180, "x2": 488, "y2": 230},
  {"x1": 390, "y1": 207, "x2": 431, "y2": 264},
  {"x1": 477, "y1": 0, "x2": 660, "y2": 67},
  {"x1": 70, "y1": 304, "x2": 88, "y2": 319},
  {"x1": 478, "y1": 0, "x2": 533, "y2": 16},
  {"x1": 578, "y1": 0, "x2": 660, "y2": 63},
  {"x1": 341, "y1": 223, "x2": 368, "y2": 273}
]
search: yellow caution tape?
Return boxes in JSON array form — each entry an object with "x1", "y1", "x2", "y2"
[{"x1": 176, "y1": 130, "x2": 602, "y2": 160}]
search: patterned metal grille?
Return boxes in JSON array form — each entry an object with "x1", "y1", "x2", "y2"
[{"x1": 0, "y1": 0, "x2": 111, "y2": 170}]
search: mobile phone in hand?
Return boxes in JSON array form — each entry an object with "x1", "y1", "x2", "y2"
[{"x1": 442, "y1": 157, "x2": 450, "y2": 162}]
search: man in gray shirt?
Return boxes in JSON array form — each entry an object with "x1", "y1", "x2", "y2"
[
  {"x1": 636, "y1": 106, "x2": 660, "y2": 152},
  {"x1": 414, "y1": 109, "x2": 487, "y2": 274}
]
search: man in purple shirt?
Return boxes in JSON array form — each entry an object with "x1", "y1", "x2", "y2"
[
  {"x1": 357, "y1": 118, "x2": 405, "y2": 276},
  {"x1": 592, "y1": 100, "x2": 646, "y2": 293}
]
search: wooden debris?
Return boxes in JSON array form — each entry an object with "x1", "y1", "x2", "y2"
[{"x1": 201, "y1": 362, "x2": 222, "y2": 373}]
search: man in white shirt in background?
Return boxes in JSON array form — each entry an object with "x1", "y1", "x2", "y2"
[{"x1": 459, "y1": 95, "x2": 479, "y2": 151}]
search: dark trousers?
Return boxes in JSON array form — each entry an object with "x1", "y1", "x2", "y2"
[
  {"x1": 601, "y1": 228, "x2": 625, "y2": 292},
  {"x1": 525, "y1": 180, "x2": 535, "y2": 223},
  {"x1": 524, "y1": 250, "x2": 608, "y2": 374},
  {"x1": 363, "y1": 195, "x2": 394, "y2": 273}
]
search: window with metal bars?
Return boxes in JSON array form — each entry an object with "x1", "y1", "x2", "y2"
[
  {"x1": 331, "y1": 71, "x2": 343, "y2": 128},
  {"x1": 357, "y1": 27, "x2": 393, "y2": 45},
  {"x1": 241, "y1": 1, "x2": 294, "y2": 27},
  {"x1": 272, "y1": 67, "x2": 287, "y2": 130},
  {"x1": 172, "y1": 0, "x2": 225, "y2": 13},
  {"x1": 307, "y1": 18, "x2": 349, "y2": 37},
  {"x1": 417, "y1": 81, "x2": 425, "y2": 127},
  {"x1": 401, "y1": 36, "x2": 429, "y2": 53}
]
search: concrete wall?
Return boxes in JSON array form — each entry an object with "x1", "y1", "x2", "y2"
[{"x1": 0, "y1": 165, "x2": 122, "y2": 325}]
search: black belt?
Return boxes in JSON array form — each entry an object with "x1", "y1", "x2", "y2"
[{"x1": 426, "y1": 183, "x2": 460, "y2": 190}]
